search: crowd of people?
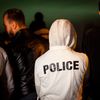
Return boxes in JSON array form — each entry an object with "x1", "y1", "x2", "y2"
[{"x1": 0, "y1": 7, "x2": 100, "y2": 100}]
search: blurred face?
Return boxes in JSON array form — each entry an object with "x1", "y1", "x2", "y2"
[{"x1": 3, "y1": 14, "x2": 14, "y2": 37}]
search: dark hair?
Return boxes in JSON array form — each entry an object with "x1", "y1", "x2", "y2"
[
  {"x1": 35, "y1": 12, "x2": 44, "y2": 20},
  {"x1": 3, "y1": 8, "x2": 25, "y2": 25}
]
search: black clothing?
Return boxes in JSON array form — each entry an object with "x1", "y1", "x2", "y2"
[
  {"x1": 82, "y1": 25, "x2": 100, "y2": 99},
  {"x1": 29, "y1": 20, "x2": 46, "y2": 33},
  {"x1": 5, "y1": 29, "x2": 48, "y2": 100}
]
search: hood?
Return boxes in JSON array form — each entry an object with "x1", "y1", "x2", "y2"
[{"x1": 49, "y1": 19, "x2": 77, "y2": 49}]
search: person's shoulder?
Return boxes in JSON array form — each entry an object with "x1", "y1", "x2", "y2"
[
  {"x1": 74, "y1": 51, "x2": 88, "y2": 60},
  {"x1": 35, "y1": 50, "x2": 49, "y2": 63},
  {"x1": 73, "y1": 51, "x2": 89, "y2": 67},
  {"x1": 29, "y1": 34, "x2": 49, "y2": 49},
  {"x1": 0, "y1": 47, "x2": 7, "y2": 56},
  {"x1": 0, "y1": 47, "x2": 7, "y2": 60},
  {"x1": 0, "y1": 47, "x2": 5, "y2": 52}
]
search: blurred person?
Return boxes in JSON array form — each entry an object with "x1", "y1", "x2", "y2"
[
  {"x1": 81, "y1": 2, "x2": 100, "y2": 99},
  {"x1": 29, "y1": 12, "x2": 49, "y2": 53},
  {"x1": 0, "y1": 47, "x2": 14, "y2": 100},
  {"x1": 3, "y1": 8, "x2": 47, "y2": 100},
  {"x1": 29, "y1": 12, "x2": 49, "y2": 39},
  {"x1": 81, "y1": 14, "x2": 100, "y2": 99},
  {"x1": 35, "y1": 19, "x2": 89, "y2": 100}
]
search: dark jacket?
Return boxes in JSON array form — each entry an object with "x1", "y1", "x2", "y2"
[{"x1": 5, "y1": 29, "x2": 48, "y2": 100}]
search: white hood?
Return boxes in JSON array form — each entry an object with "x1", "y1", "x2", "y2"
[{"x1": 49, "y1": 19, "x2": 77, "y2": 49}]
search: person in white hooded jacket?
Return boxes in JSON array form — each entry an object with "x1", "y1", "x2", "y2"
[{"x1": 35, "y1": 19, "x2": 89, "y2": 100}]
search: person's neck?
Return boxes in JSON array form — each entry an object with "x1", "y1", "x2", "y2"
[
  {"x1": 18, "y1": 25, "x2": 27, "y2": 31},
  {"x1": 14, "y1": 25, "x2": 27, "y2": 36}
]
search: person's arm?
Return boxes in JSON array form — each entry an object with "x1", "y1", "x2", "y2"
[
  {"x1": 35, "y1": 59, "x2": 41, "y2": 100},
  {"x1": 5, "y1": 56, "x2": 14, "y2": 95},
  {"x1": 0, "y1": 52, "x2": 5, "y2": 76},
  {"x1": 0, "y1": 48, "x2": 14, "y2": 99},
  {"x1": 82, "y1": 54, "x2": 90, "y2": 100},
  {"x1": 1, "y1": 47, "x2": 14, "y2": 97}
]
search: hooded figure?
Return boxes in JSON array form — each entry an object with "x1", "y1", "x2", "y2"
[{"x1": 35, "y1": 19, "x2": 88, "y2": 100}]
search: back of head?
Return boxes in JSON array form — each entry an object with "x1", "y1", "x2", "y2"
[
  {"x1": 49, "y1": 19, "x2": 77, "y2": 49},
  {"x1": 3, "y1": 8, "x2": 25, "y2": 26},
  {"x1": 35, "y1": 12, "x2": 44, "y2": 21}
]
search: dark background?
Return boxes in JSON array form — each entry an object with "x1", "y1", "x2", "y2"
[
  {"x1": 0, "y1": 0, "x2": 100, "y2": 49},
  {"x1": 0, "y1": 0, "x2": 99, "y2": 29}
]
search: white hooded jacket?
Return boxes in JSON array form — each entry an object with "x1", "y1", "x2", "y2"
[{"x1": 35, "y1": 19, "x2": 88, "y2": 100}]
